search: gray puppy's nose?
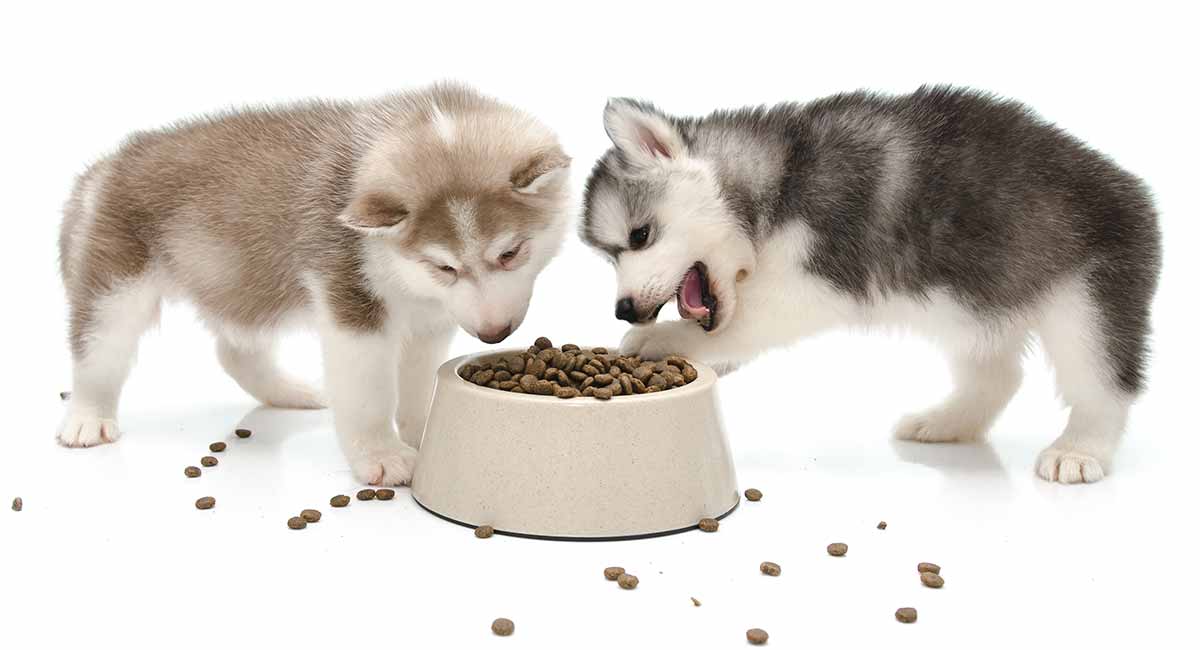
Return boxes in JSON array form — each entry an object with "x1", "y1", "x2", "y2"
[{"x1": 615, "y1": 297, "x2": 637, "y2": 323}]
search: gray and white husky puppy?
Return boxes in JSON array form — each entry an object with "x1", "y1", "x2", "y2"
[
  {"x1": 581, "y1": 87, "x2": 1160, "y2": 484},
  {"x1": 59, "y1": 83, "x2": 570, "y2": 485}
]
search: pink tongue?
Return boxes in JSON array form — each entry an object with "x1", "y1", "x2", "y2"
[{"x1": 677, "y1": 267, "x2": 710, "y2": 319}]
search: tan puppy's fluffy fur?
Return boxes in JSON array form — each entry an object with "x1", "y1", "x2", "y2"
[{"x1": 59, "y1": 83, "x2": 570, "y2": 484}]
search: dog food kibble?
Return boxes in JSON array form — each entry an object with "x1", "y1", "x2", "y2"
[
  {"x1": 877, "y1": 521, "x2": 887, "y2": 530},
  {"x1": 375, "y1": 488, "x2": 395, "y2": 500},
  {"x1": 691, "y1": 597, "x2": 701, "y2": 607},
  {"x1": 465, "y1": 338, "x2": 699, "y2": 399},
  {"x1": 475, "y1": 525, "x2": 494, "y2": 539},
  {"x1": 895, "y1": 607, "x2": 918, "y2": 624},
  {"x1": 330, "y1": 495, "x2": 351, "y2": 507},
  {"x1": 356, "y1": 489, "x2": 377, "y2": 501},
  {"x1": 300, "y1": 509, "x2": 321, "y2": 523},
  {"x1": 235, "y1": 428, "x2": 252, "y2": 438},
  {"x1": 184, "y1": 466, "x2": 201, "y2": 478},
  {"x1": 827, "y1": 543, "x2": 848, "y2": 556},
  {"x1": 195, "y1": 496, "x2": 216, "y2": 510},
  {"x1": 287, "y1": 516, "x2": 307, "y2": 530},
  {"x1": 760, "y1": 561, "x2": 781, "y2": 577},
  {"x1": 617, "y1": 573, "x2": 639, "y2": 589},
  {"x1": 746, "y1": 628, "x2": 769, "y2": 645},
  {"x1": 200, "y1": 456, "x2": 218, "y2": 467},
  {"x1": 209, "y1": 441, "x2": 226, "y2": 452},
  {"x1": 604, "y1": 566, "x2": 625, "y2": 580},
  {"x1": 12, "y1": 497, "x2": 22, "y2": 512},
  {"x1": 491, "y1": 618, "x2": 515, "y2": 636},
  {"x1": 744, "y1": 488, "x2": 763, "y2": 501},
  {"x1": 920, "y1": 572, "x2": 944, "y2": 588},
  {"x1": 917, "y1": 562, "x2": 940, "y2": 575},
  {"x1": 698, "y1": 518, "x2": 719, "y2": 532}
]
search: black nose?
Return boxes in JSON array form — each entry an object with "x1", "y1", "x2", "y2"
[{"x1": 615, "y1": 297, "x2": 637, "y2": 323}]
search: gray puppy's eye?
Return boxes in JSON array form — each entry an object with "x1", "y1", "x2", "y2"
[{"x1": 629, "y1": 225, "x2": 650, "y2": 250}]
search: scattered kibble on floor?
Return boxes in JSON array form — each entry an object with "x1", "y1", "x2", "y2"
[
  {"x1": 698, "y1": 518, "x2": 719, "y2": 532},
  {"x1": 603, "y1": 567, "x2": 625, "y2": 581},
  {"x1": 184, "y1": 466, "x2": 201, "y2": 478},
  {"x1": 287, "y1": 516, "x2": 307, "y2": 530},
  {"x1": 209, "y1": 441, "x2": 226, "y2": 452},
  {"x1": 330, "y1": 495, "x2": 350, "y2": 507},
  {"x1": 917, "y1": 562, "x2": 940, "y2": 575},
  {"x1": 475, "y1": 525, "x2": 495, "y2": 539},
  {"x1": 195, "y1": 496, "x2": 215, "y2": 510},
  {"x1": 690, "y1": 597, "x2": 701, "y2": 607},
  {"x1": 356, "y1": 489, "x2": 376, "y2": 501},
  {"x1": 760, "y1": 561, "x2": 781, "y2": 577},
  {"x1": 617, "y1": 573, "x2": 639, "y2": 590},
  {"x1": 895, "y1": 607, "x2": 918, "y2": 623},
  {"x1": 920, "y1": 572, "x2": 944, "y2": 588},
  {"x1": 746, "y1": 628, "x2": 769, "y2": 645},
  {"x1": 12, "y1": 497, "x2": 22, "y2": 512},
  {"x1": 827, "y1": 543, "x2": 848, "y2": 556},
  {"x1": 877, "y1": 521, "x2": 887, "y2": 530},
  {"x1": 744, "y1": 488, "x2": 763, "y2": 501},
  {"x1": 375, "y1": 488, "x2": 395, "y2": 500},
  {"x1": 491, "y1": 617, "x2": 514, "y2": 636},
  {"x1": 300, "y1": 509, "x2": 321, "y2": 523},
  {"x1": 235, "y1": 428, "x2": 252, "y2": 439},
  {"x1": 200, "y1": 456, "x2": 218, "y2": 467}
]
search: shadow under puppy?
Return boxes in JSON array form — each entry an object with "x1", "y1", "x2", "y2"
[
  {"x1": 580, "y1": 87, "x2": 1160, "y2": 484},
  {"x1": 59, "y1": 82, "x2": 570, "y2": 485}
]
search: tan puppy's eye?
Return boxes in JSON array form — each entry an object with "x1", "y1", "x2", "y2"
[
  {"x1": 498, "y1": 241, "x2": 524, "y2": 267},
  {"x1": 439, "y1": 265, "x2": 456, "y2": 274}
]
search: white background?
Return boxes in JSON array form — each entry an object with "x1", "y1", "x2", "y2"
[{"x1": 2, "y1": 1, "x2": 1196, "y2": 647}]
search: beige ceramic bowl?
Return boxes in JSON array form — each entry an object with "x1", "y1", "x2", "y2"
[{"x1": 410, "y1": 348, "x2": 739, "y2": 540}]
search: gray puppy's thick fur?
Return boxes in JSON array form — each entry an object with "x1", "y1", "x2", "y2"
[{"x1": 582, "y1": 86, "x2": 1161, "y2": 483}]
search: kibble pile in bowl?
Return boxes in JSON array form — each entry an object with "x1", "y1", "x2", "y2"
[{"x1": 457, "y1": 337, "x2": 699, "y2": 400}]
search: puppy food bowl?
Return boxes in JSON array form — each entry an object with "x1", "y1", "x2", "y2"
[{"x1": 410, "y1": 349, "x2": 739, "y2": 540}]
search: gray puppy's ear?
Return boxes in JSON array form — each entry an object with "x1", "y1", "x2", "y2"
[
  {"x1": 603, "y1": 98, "x2": 685, "y2": 165},
  {"x1": 340, "y1": 191, "x2": 410, "y2": 233},
  {"x1": 512, "y1": 149, "x2": 571, "y2": 195}
]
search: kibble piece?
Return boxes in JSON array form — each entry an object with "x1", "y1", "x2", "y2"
[
  {"x1": 300, "y1": 509, "x2": 322, "y2": 523},
  {"x1": 475, "y1": 525, "x2": 495, "y2": 539},
  {"x1": 525, "y1": 358, "x2": 547, "y2": 378},
  {"x1": 630, "y1": 377, "x2": 647, "y2": 394},
  {"x1": 593, "y1": 373, "x2": 614, "y2": 386},
  {"x1": 917, "y1": 562, "x2": 940, "y2": 575},
  {"x1": 603, "y1": 566, "x2": 625, "y2": 580},
  {"x1": 744, "y1": 488, "x2": 763, "y2": 501},
  {"x1": 759, "y1": 561, "x2": 781, "y2": 577},
  {"x1": 518, "y1": 374, "x2": 538, "y2": 392},
  {"x1": 498, "y1": 380, "x2": 518, "y2": 391},
  {"x1": 592, "y1": 387, "x2": 613, "y2": 400},
  {"x1": 698, "y1": 518, "x2": 719, "y2": 532},
  {"x1": 356, "y1": 489, "x2": 377, "y2": 501},
  {"x1": 827, "y1": 543, "x2": 848, "y2": 556},
  {"x1": 195, "y1": 496, "x2": 216, "y2": 510},
  {"x1": 375, "y1": 488, "x2": 395, "y2": 500},
  {"x1": 690, "y1": 597, "x2": 701, "y2": 607},
  {"x1": 184, "y1": 466, "x2": 201, "y2": 478},
  {"x1": 12, "y1": 497, "x2": 22, "y2": 512},
  {"x1": 486, "y1": 380, "x2": 501, "y2": 389},
  {"x1": 508, "y1": 355, "x2": 525, "y2": 373},
  {"x1": 617, "y1": 573, "x2": 639, "y2": 589},
  {"x1": 330, "y1": 495, "x2": 351, "y2": 507},
  {"x1": 877, "y1": 521, "x2": 887, "y2": 530},
  {"x1": 287, "y1": 516, "x2": 307, "y2": 530},
  {"x1": 746, "y1": 628, "x2": 769, "y2": 645},
  {"x1": 534, "y1": 336, "x2": 553, "y2": 350},
  {"x1": 920, "y1": 572, "x2": 944, "y2": 588},
  {"x1": 493, "y1": 370, "x2": 512, "y2": 382},
  {"x1": 209, "y1": 441, "x2": 227, "y2": 452},
  {"x1": 681, "y1": 364, "x2": 699, "y2": 382},
  {"x1": 895, "y1": 607, "x2": 918, "y2": 624},
  {"x1": 491, "y1": 618, "x2": 515, "y2": 636},
  {"x1": 534, "y1": 380, "x2": 556, "y2": 396},
  {"x1": 470, "y1": 369, "x2": 495, "y2": 386},
  {"x1": 200, "y1": 456, "x2": 218, "y2": 467},
  {"x1": 458, "y1": 363, "x2": 480, "y2": 380},
  {"x1": 554, "y1": 386, "x2": 579, "y2": 399},
  {"x1": 618, "y1": 375, "x2": 633, "y2": 395},
  {"x1": 235, "y1": 428, "x2": 252, "y2": 439},
  {"x1": 562, "y1": 343, "x2": 580, "y2": 352}
]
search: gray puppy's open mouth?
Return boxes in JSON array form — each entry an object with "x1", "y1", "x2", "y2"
[{"x1": 676, "y1": 261, "x2": 718, "y2": 331}]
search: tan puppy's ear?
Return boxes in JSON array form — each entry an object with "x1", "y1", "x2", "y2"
[
  {"x1": 512, "y1": 150, "x2": 571, "y2": 195},
  {"x1": 340, "y1": 192, "x2": 410, "y2": 232},
  {"x1": 603, "y1": 98, "x2": 685, "y2": 166}
]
